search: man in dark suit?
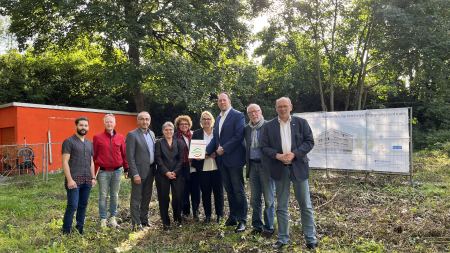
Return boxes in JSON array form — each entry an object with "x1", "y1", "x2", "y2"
[
  {"x1": 126, "y1": 111, "x2": 157, "y2": 231},
  {"x1": 244, "y1": 103, "x2": 275, "y2": 236},
  {"x1": 260, "y1": 97, "x2": 318, "y2": 250},
  {"x1": 206, "y1": 92, "x2": 248, "y2": 232}
]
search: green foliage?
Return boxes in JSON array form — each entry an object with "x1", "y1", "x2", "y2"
[
  {"x1": 352, "y1": 238, "x2": 385, "y2": 253},
  {"x1": 0, "y1": 0, "x2": 264, "y2": 111},
  {"x1": 0, "y1": 40, "x2": 131, "y2": 110},
  {"x1": 0, "y1": 0, "x2": 449, "y2": 149}
]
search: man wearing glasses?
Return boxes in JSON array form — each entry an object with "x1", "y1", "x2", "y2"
[{"x1": 245, "y1": 104, "x2": 275, "y2": 237}]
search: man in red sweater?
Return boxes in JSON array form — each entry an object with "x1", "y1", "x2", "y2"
[{"x1": 93, "y1": 114, "x2": 129, "y2": 228}]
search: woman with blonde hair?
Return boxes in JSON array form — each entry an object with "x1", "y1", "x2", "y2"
[{"x1": 191, "y1": 111, "x2": 224, "y2": 223}]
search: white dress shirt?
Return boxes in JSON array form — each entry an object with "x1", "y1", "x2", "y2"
[
  {"x1": 182, "y1": 131, "x2": 196, "y2": 173},
  {"x1": 278, "y1": 116, "x2": 292, "y2": 155},
  {"x1": 202, "y1": 131, "x2": 218, "y2": 171},
  {"x1": 218, "y1": 107, "x2": 232, "y2": 136}
]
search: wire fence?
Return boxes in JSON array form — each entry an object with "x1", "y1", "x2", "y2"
[{"x1": 0, "y1": 142, "x2": 64, "y2": 182}]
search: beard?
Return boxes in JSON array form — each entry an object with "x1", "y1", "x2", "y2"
[{"x1": 77, "y1": 129, "x2": 88, "y2": 136}]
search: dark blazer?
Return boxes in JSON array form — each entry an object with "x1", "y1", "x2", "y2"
[
  {"x1": 191, "y1": 129, "x2": 205, "y2": 172},
  {"x1": 206, "y1": 108, "x2": 246, "y2": 168},
  {"x1": 260, "y1": 116, "x2": 314, "y2": 181},
  {"x1": 126, "y1": 128, "x2": 156, "y2": 179},
  {"x1": 155, "y1": 138, "x2": 185, "y2": 177},
  {"x1": 244, "y1": 120, "x2": 267, "y2": 178}
]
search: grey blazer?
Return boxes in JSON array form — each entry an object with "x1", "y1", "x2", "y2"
[
  {"x1": 126, "y1": 128, "x2": 156, "y2": 179},
  {"x1": 260, "y1": 116, "x2": 314, "y2": 181},
  {"x1": 244, "y1": 120, "x2": 267, "y2": 178}
]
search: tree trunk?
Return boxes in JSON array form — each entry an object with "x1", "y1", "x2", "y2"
[
  {"x1": 124, "y1": 0, "x2": 146, "y2": 112},
  {"x1": 356, "y1": 16, "x2": 374, "y2": 110},
  {"x1": 346, "y1": 14, "x2": 370, "y2": 111},
  {"x1": 329, "y1": 0, "x2": 338, "y2": 112},
  {"x1": 316, "y1": 47, "x2": 327, "y2": 112},
  {"x1": 313, "y1": 0, "x2": 327, "y2": 112},
  {"x1": 362, "y1": 87, "x2": 368, "y2": 109}
]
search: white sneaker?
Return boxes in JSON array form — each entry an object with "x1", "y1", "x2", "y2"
[
  {"x1": 109, "y1": 216, "x2": 119, "y2": 228},
  {"x1": 100, "y1": 218, "x2": 107, "y2": 228}
]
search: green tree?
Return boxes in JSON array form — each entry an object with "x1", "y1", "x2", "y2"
[
  {"x1": 0, "y1": 0, "x2": 267, "y2": 111},
  {"x1": 0, "y1": 39, "x2": 130, "y2": 110}
]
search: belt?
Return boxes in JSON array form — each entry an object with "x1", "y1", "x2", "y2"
[
  {"x1": 249, "y1": 159, "x2": 261, "y2": 163},
  {"x1": 99, "y1": 166, "x2": 122, "y2": 171}
]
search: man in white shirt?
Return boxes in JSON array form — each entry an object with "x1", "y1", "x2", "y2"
[{"x1": 260, "y1": 97, "x2": 318, "y2": 250}]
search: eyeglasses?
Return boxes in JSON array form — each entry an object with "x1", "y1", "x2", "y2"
[
  {"x1": 201, "y1": 118, "x2": 212, "y2": 121},
  {"x1": 179, "y1": 123, "x2": 190, "y2": 126},
  {"x1": 247, "y1": 109, "x2": 260, "y2": 114}
]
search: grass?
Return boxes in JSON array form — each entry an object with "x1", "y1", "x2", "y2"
[{"x1": 0, "y1": 149, "x2": 448, "y2": 252}]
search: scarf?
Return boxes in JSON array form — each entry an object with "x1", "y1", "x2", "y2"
[
  {"x1": 176, "y1": 130, "x2": 192, "y2": 165},
  {"x1": 249, "y1": 117, "x2": 264, "y2": 149}
]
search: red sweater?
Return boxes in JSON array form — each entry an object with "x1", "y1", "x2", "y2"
[{"x1": 93, "y1": 130, "x2": 128, "y2": 172}]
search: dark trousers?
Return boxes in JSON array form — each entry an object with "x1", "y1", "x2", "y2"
[
  {"x1": 182, "y1": 170, "x2": 201, "y2": 217},
  {"x1": 62, "y1": 183, "x2": 92, "y2": 234},
  {"x1": 156, "y1": 173, "x2": 185, "y2": 226},
  {"x1": 199, "y1": 170, "x2": 224, "y2": 218},
  {"x1": 221, "y1": 165, "x2": 248, "y2": 223},
  {"x1": 130, "y1": 167, "x2": 155, "y2": 225}
]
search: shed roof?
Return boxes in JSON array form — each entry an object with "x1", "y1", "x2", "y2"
[{"x1": 0, "y1": 102, "x2": 137, "y2": 115}]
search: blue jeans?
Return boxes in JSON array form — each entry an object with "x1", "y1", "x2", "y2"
[
  {"x1": 221, "y1": 165, "x2": 248, "y2": 223},
  {"x1": 62, "y1": 183, "x2": 92, "y2": 234},
  {"x1": 249, "y1": 162, "x2": 275, "y2": 231},
  {"x1": 275, "y1": 167, "x2": 317, "y2": 244},
  {"x1": 98, "y1": 168, "x2": 123, "y2": 219}
]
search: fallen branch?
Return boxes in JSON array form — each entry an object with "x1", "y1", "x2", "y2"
[{"x1": 316, "y1": 188, "x2": 341, "y2": 210}]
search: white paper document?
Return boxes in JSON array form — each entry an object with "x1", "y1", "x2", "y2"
[{"x1": 189, "y1": 140, "x2": 207, "y2": 159}]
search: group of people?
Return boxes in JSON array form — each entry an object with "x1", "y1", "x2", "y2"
[{"x1": 60, "y1": 92, "x2": 318, "y2": 250}]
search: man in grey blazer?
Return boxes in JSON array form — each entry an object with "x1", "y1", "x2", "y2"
[
  {"x1": 244, "y1": 103, "x2": 275, "y2": 236},
  {"x1": 260, "y1": 97, "x2": 318, "y2": 250},
  {"x1": 126, "y1": 111, "x2": 157, "y2": 231}
]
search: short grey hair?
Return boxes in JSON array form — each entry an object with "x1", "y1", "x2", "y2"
[
  {"x1": 103, "y1": 113, "x2": 115, "y2": 121},
  {"x1": 162, "y1": 121, "x2": 174, "y2": 130},
  {"x1": 137, "y1": 111, "x2": 151, "y2": 120},
  {"x1": 275, "y1": 97, "x2": 292, "y2": 106},
  {"x1": 246, "y1": 103, "x2": 261, "y2": 113}
]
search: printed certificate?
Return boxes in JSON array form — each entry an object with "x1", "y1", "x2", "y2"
[{"x1": 189, "y1": 140, "x2": 207, "y2": 159}]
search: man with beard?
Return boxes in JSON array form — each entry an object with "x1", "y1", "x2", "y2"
[{"x1": 62, "y1": 117, "x2": 96, "y2": 234}]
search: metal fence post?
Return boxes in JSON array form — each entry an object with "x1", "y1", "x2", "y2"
[{"x1": 409, "y1": 107, "x2": 414, "y2": 185}]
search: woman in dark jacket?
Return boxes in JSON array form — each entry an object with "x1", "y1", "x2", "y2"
[
  {"x1": 155, "y1": 121, "x2": 186, "y2": 229},
  {"x1": 191, "y1": 111, "x2": 224, "y2": 223},
  {"x1": 174, "y1": 115, "x2": 201, "y2": 221}
]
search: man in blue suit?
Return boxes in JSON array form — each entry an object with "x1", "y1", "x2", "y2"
[
  {"x1": 260, "y1": 97, "x2": 318, "y2": 250},
  {"x1": 206, "y1": 92, "x2": 248, "y2": 232}
]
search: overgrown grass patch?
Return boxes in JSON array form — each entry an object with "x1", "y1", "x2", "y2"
[{"x1": 0, "y1": 150, "x2": 448, "y2": 252}]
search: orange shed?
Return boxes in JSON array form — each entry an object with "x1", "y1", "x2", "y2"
[{"x1": 0, "y1": 102, "x2": 137, "y2": 175}]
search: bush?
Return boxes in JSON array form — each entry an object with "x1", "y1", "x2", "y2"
[{"x1": 413, "y1": 128, "x2": 450, "y2": 153}]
